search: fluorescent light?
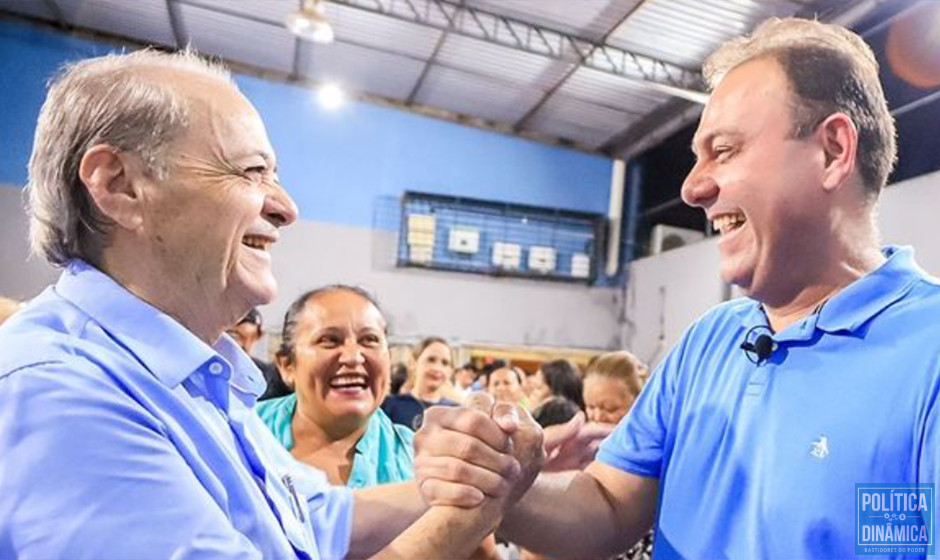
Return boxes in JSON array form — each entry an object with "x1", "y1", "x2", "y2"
[
  {"x1": 318, "y1": 83, "x2": 345, "y2": 110},
  {"x1": 286, "y1": 0, "x2": 334, "y2": 44}
]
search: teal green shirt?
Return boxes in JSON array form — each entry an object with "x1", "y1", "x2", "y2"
[{"x1": 255, "y1": 393, "x2": 414, "y2": 489}]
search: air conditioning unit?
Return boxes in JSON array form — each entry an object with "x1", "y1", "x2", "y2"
[
  {"x1": 448, "y1": 227, "x2": 480, "y2": 254},
  {"x1": 570, "y1": 253, "x2": 591, "y2": 279},
  {"x1": 492, "y1": 242, "x2": 522, "y2": 270},
  {"x1": 528, "y1": 246, "x2": 557, "y2": 273},
  {"x1": 650, "y1": 225, "x2": 705, "y2": 255}
]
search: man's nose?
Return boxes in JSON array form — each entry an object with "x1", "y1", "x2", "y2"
[
  {"x1": 263, "y1": 183, "x2": 299, "y2": 228},
  {"x1": 681, "y1": 164, "x2": 719, "y2": 209}
]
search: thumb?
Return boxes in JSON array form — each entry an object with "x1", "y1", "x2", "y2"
[
  {"x1": 544, "y1": 411, "x2": 584, "y2": 451},
  {"x1": 491, "y1": 402, "x2": 520, "y2": 435}
]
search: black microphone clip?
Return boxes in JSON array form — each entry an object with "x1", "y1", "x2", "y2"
[{"x1": 740, "y1": 326, "x2": 776, "y2": 364}]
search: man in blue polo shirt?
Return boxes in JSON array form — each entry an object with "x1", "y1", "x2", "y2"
[{"x1": 415, "y1": 17, "x2": 940, "y2": 559}]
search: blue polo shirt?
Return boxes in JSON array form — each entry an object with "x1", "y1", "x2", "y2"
[
  {"x1": 0, "y1": 260, "x2": 353, "y2": 560},
  {"x1": 599, "y1": 246, "x2": 940, "y2": 559}
]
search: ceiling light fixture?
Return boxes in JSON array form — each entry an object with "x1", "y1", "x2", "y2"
[
  {"x1": 318, "y1": 83, "x2": 345, "y2": 110},
  {"x1": 286, "y1": 0, "x2": 335, "y2": 44}
]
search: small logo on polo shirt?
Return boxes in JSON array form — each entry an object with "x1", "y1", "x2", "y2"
[
  {"x1": 810, "y1": 434, "x2": 829, "y2": 459},
  {"x1": 856, "y1": 484, "x2": 934, "y2": 555}
]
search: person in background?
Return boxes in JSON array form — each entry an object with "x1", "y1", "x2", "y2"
[
  {"x1": 531, "y1": 396, "x2": 581, "y2": 429},
  {"x1": 0, "y1": 297, "x2": 22, "y2": 328},
  {"x1": 453, "y1": 361, "x2": 479, "y2": 397},
  {"x1": 382, "y1": 337, "x2": 459, "y2": 430},
  {"x1": 389, "y1": 363, "x2": 409, "y2": 396},
  {"x1": 259, "y1": 287, "x2": 504, "y2": 560},
  {"x1": 528, "y1": 359, "x2": 584, "y2": 411},
  {"x1": 486, "y1": 366, "x2": 526, "y2": 406},
  {"x1": 582, "y1": 351, "x2": 644, "y2": 426},
  {"x1": 256, "y1": 285, "x2": 412, "y2": 488},
  {"x1": 226, "y1": 307, "x2": 291, "y2": 400},
  {"x1": 583, "y1": 350, "x2": 653, "y2": 560}
]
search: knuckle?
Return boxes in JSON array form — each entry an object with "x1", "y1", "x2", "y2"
[{"x1": 455, "y1": 437, "x2": 478, "y2": 461}]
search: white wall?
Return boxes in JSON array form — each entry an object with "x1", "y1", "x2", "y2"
[
  {"x1": 623, "y1": 170, "x2": 940, "y2": 367},
  {"x1": 0, "y1": 186, "x2": 622, "y2": 351},
  {"x1": 0, "y1": 187, "x2": 57, "y2": 300},
  {"x1": 269, "y1": 220, "x2": 622, "y2": 350}
]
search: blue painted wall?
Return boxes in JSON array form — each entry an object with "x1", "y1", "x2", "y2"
[{"x1": 0, "y1": 19, "x2": 612, "y2": 229}]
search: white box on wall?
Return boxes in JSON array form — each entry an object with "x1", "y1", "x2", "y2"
[
  {"x1": 409, "y1": 245, "x2": 433, "y2": 265},
  {"x1": 448, "y1": 227, "x2": 480, "y2": 254},
  {"x1": 650, "y1": 224, "x2": 704, "y2": 254},
  {"x1": 571, "y1": 253, "x2": 591, "y2": 278},
  {"x1": 528, "y1": 246, "x2": 556, "y2": 273},
  {"x1": 492, "y1": 242, "x2": 522, "y2": 269},
  {"x1": 407, "y1": 214, "x2": 436, "y2": 247}
]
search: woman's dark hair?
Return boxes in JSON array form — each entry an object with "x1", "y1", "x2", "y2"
[
  {"x1": 276, "y1": 284, "x2": 386, "y2": 365},
  {"x1": 540, "y1": 359, "x2": 584, "y2": 410},
  {"x1": 532, "y1": 397, "x2": 580, "y2": 428},
  {"x1": 389, "y1": 363, "x2": 409, "y2": 395}
]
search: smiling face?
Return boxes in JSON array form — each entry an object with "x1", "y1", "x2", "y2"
[
  {"x1": 137, "y1": 71, "x2": 298, "y2": 330},
  {"x1": 488, "y1": 367, "x2": 523, "y2": 404},
  {"x1": 414, "y1": 342, "x2": 453, "y2": 395},
  {"x1": 278, "y1": 290, "x2": 390, "y2": 434},
  {"x1": 682, "y1": 56, "x2": 831, "y2": 302}
]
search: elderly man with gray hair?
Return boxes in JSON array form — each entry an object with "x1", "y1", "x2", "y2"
[{"x1": 0, "y1": 49, "x2": 548, "y2": 559}]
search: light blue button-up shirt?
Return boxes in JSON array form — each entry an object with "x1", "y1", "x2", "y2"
[
  {"x1": 0, "y1": 260, "x2": 354, "y2": 560},
  {"x1": 599, "y1": 246, "x2": 940, "y2": 559}
]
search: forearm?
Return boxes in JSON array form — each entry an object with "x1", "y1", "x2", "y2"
[
  {"x1": 370, "y1": 502, "x2": 503, "y2": 560},
  {"x1": 500, "y1": 470, "x2": 654, "y2": 559},
  {"x1": 348, "y1": 482, "x2": 427, "y2": 559}
]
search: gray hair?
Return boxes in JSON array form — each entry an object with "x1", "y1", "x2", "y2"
[
  {"x1": 704, "y1": 17, "x2": 896, "y2": 197},
  {"x1": 26, "y1": 48, "x2": 233, "y2": 266}
]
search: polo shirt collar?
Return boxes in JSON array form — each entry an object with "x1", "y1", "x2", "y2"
[
  {"x1": 734, "y1": 245, "x2": 924, "y2": 337},
  {"x1": 815, "y1": 245, "x2": 923, "y2": 334},
  {"x1": 56, "y1": 260, "x2": 263, "y2": 396}
]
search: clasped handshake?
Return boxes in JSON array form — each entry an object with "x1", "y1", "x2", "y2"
[{"x1": 413, "y1": 391, "x2": 612, "y2": 510}]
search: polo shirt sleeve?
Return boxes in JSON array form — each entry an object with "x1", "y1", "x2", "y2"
[
  {"x1": 918, "y1": 371, "x2": 940, "y2": 551},
  {"x1": 0, "y1": 361, "x2": 263, "y2": 560},
  {"x1": 596, "y1": 334, "x2": 687, "y2": 479}
]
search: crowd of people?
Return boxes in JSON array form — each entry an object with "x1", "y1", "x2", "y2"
[{"x1": 2, "y1": 14, "x2": 939, "y2": 560}]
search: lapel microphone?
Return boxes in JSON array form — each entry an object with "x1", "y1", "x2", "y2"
[
  {"x1": 740, "y1": 325, "x2": 776, "y2": 363},
  {"x1": 740, "y1": 334, "x2": 775, "y2": 362}
]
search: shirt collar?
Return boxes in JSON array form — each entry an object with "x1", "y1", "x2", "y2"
[
  {"x1": 56, "y1": 260, "x2": 264, "y2": 396},
  {"x1": 734, "y1": 245, "x2": 925, "y2": 336},
  {"x1": 815, "y1": 245, "x2": 924, "y2": 334}
]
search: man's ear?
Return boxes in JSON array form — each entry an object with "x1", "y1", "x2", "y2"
[
  {"x1": 78, "y1": 145, "x2": 145, "y2": 230},
  {"x1": 817, "y1": 112, "x2": 858, "y2": 193}
]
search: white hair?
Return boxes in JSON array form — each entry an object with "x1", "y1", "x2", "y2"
[{"x1": 26, "y1": 48, "x2": 233, "y2": 266}]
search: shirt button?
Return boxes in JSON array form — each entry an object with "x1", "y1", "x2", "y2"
[{"x1": 208, "y1": 362, "x2": 224, "y2": 375}]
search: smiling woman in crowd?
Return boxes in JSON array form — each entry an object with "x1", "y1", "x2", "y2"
[
  {"x1": 382, "y1": 336, "x2": 460, "y2": 430},
  {"x1": 255, "y1": 285, "x2": 413, "y2": 487}
]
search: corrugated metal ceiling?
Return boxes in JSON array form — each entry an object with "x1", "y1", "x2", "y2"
[{"x1": 0, "y1": 0, "x2": 874, "y2": 157}]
